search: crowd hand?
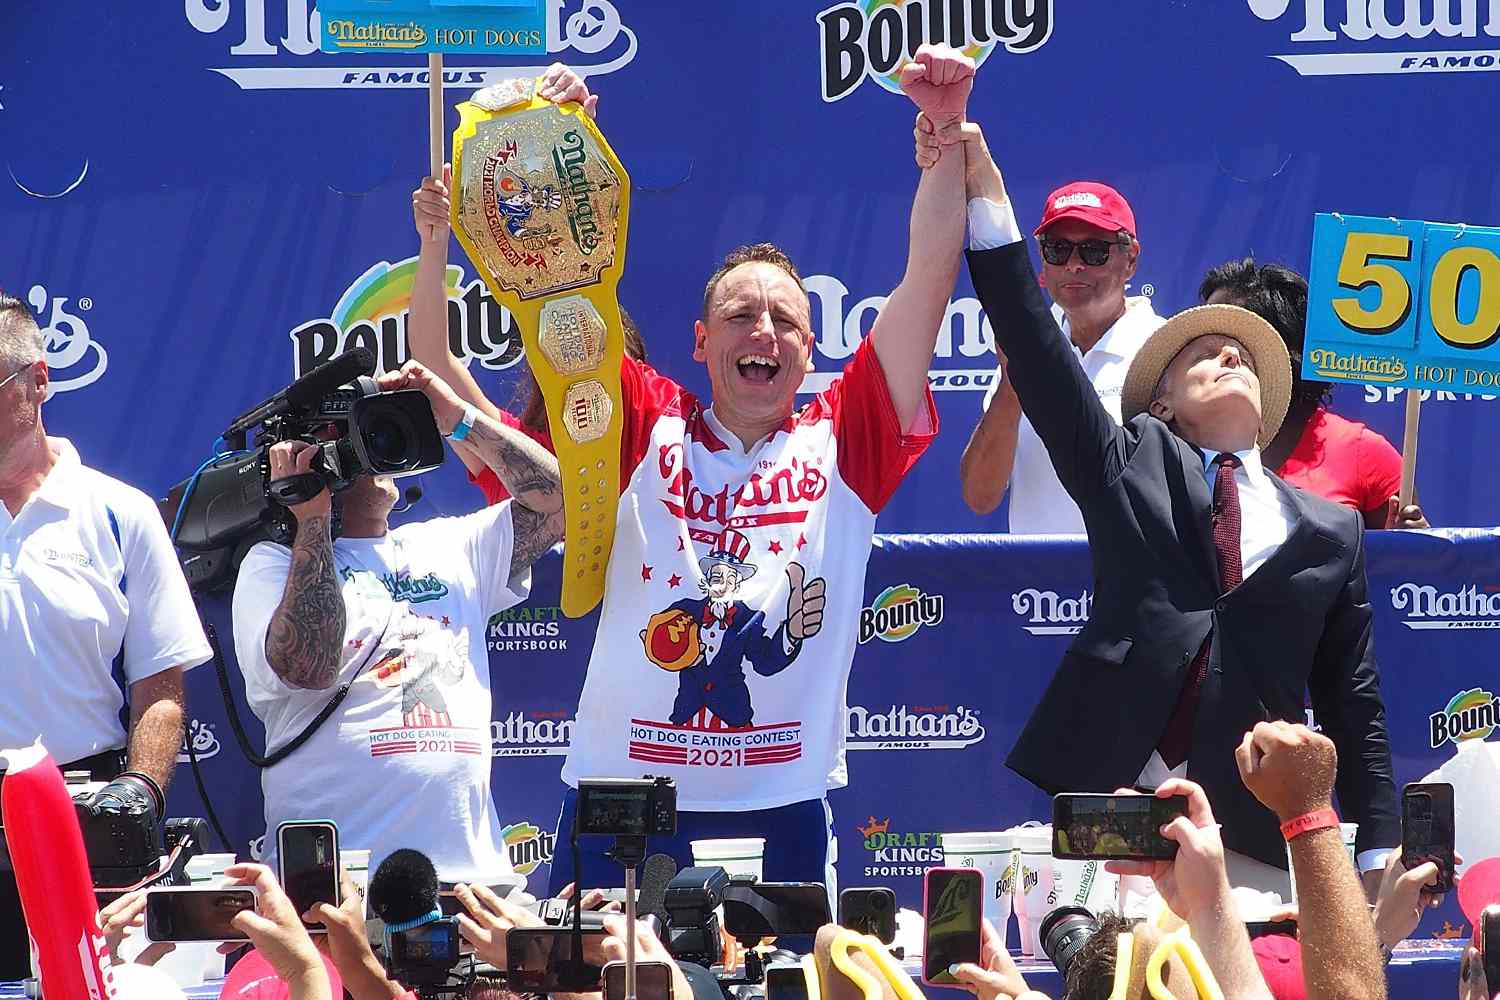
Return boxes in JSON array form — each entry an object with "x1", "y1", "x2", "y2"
[
  {"x1": 1106, "y1": 781, "x2": 1233, "y2": 925},
  {"x1": 537, "y1": 63, "x2": 599, "y2": 117},
  {"x1": 1460, "y1": 944, "x2": 1494, "y2": 1000},
  {"x1": 898, "y1": 44, "x2": 975, "y2": 127},
  {"x1": 376, "y1": 360, "x2": 466, "y2": 432},
  {"x1": 453, "y1": 882, "x2": 542, "y2": 969},
  {"x1": 268, "y1": 440, "x2": 331, "y2": 520},
  {"x1": 596, "y1": 915, "x2": 694, "y2": 1000},
  {"x1": 223, "y1": 864, "x2": 330, "y2": 996},
  {"x1": 1383, "y1": 496, "x2": 1431, "y2": 529},
  {"x1": 1373, "y1": 847, "x2": 1461, "y2": 948},
  {"x1": 950, "y1": 918, "x2": 1029, "y2": 1000},
  {"x1": 97, "y1": 890, "x2": 175, "y2": 967},
  {"x1": 413, "y1": 164, "x2": 452, "y2": 245},
  {"x1": 308, "y1": 872, "x2": 403, "y2": 1000},
  {"x1": 1234, "y1": 720, "x2": 1337, "y2": 823}
]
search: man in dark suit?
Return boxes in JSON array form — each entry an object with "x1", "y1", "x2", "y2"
[{"x1": 915, "y1": 117, "x2": 1399, "y2": 889}]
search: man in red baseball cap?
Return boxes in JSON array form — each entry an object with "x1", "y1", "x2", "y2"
[{"x1": 950, "y1": 167, "x2": 1164, "y2": 533}]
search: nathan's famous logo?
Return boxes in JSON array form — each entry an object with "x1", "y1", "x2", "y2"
[
  {"x1": 658, "y1": 443, "x2": 828, "y2": 528},
  {"x1": 816, "y1": 0, "x2": 1053, "y2": 101},
  {"x1": 322, "y1": 19, "x2": 427, "y2": 49},
  {"x1": 176, "y1": 719, "x2": 222, "y2": 764},
  {"x1": 489, "y1": 606, "x2": 570, "y2": 653},
  {"x1": 502, "y1": 821, "x2": 557, "y2": 877},
  {"x1": 1429, "y1": 688, "x2": 1500, "y2": 748},
  {"x1": 288, "y1": 257, "x2": 523, "y2": 378},
  {"x1": 1390, "y1": 582, "x2": 1500, "y2": 629},
  {"x1": 845, "y1": 704, "x2": 985, "y2": 751},
  {"x1": 1306, "y1": 349, "x2": 1407, "y2": 383},
  {"x1": 858, "y1": 585, "x2": 944, "y2": 644},
  {"x1": 553, "y1": 130, "x2": 602, "y2": 255},
  {"x1": 345, "y1": 566, "x2": 450, "y2": 604},
  {"x1": 1011, "y1": 588, "x2": 1092, "y2": 635},
  {"x1": 491, "y1": 710, "x2": 574, "y2": 757},
  {"x1": 1246, "y1": 0, "x2": 1500, "y2": 76},
  {"x1": 185, "y1": 0, "x2": 638, "y2": 90},
  {"x1": 27, "y1": 284, "x2": 108, "y2": 395},
  {"x1": 856, "y1": 817, "x2": 944, "y2": 877}
]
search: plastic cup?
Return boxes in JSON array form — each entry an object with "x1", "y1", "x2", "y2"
[
  {"x1": 940, "y1": 832, "x2": 1017, "y2": 948},
  {"x1": 184, "y1": 852, "x2": 237, "y2": 886},
  {"x1": 1286, "y1": 823, "x2": 1358, "y2": 904},
  {"x1": 1011, "y1": 825, "x2": 1054, "y2": 957},
  {"x1": 341, "y1": 848, "x2": 373, "y2": 900},
  {"x1": 690, "y1": 838, "x2": 765, "y2": 880},
  {"x1": 1051, "y1": 857, "x2": 1117, "y2": 914}
]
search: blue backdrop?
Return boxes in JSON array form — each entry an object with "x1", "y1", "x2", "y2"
[{"x1": 5, "y1": 0, "x2": 1498, "y2": 941}]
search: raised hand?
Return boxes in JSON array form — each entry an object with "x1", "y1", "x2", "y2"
[
  {"x1": 785, "y1": 562, "x2": 827, "y2": 642},
  {"x1": 376, "y1": 360, "x2": 465, "y2": 433},
  {"x1": 1105, "y1": 781, "x2": 1233, "y2": 924},
  {"x1": 537, "y1": 63, "x2": 599, "y2": 117},
  {"x1": 413, "y1": 164, "x2": 451, "y2": 245},
  {"x1": 899, "y1": 44, "x2": 975, "y2": 124},
  {"x1": 1234, "y1": 721, "x2": 1337, "y2": 823}
]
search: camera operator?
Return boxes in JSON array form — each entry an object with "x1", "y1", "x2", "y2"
[
  {"x1": 231, "y1": 360, "x2": 563, "y2": 887},
  {"x1": 0, "y1": 293, "x2": 211, "y2": 976}
]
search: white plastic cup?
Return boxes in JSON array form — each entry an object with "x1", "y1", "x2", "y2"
[
  {"x1": 1051, "y1": 857, "x2": 1117, "y2": 915},
  {"x1": 341, "y1": 848, "x2": 372, "y2": 903},
  {"x1": 1285, "y1": 823, "x2": 1358, "y2": 904},
  {"x1": 1011, "y1": 826, "x2": 1054, "y2": 957},
  {"x1": 184, "y1": 852, "x2": 237, "y2": 886},
  {"x1": 940, "y1": 832, "x2": 1017, "y2": 948},
  {"x1": 690, "y1": 838, "x2": 765, "y2": 880}
]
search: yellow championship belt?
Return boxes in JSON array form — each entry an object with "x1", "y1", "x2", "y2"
[{"x1": 450, "y1": 76, "x2": 629, "y2": 618}]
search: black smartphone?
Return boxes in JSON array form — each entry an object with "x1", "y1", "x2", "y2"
[
  {"x1": 721, "y1": 882, "x2": 832, "y2": 940},
  {"x1": 1400, "y1": 782, "x2": 1455, "y2": 893},
  {"x1": 1481, "y1": 904, "x2": 1500, "y2": 993},
  {"x1": 144, "y1": 887, "x2": 257, "y2": 942},
  {"x1": 765, "y1": 963, "x2": 810, "y2": 1000},
  {"x1": 922, "y1": 868, "x2": 981, "y2": 986},
  {"x1": 602, "y1": 960, "x2": 673, "y2": 1000},
  {"x1": 277, "y1": 819, "x2": 340, "y2": 929},
  {"x1": 1052, "y1": 793, "x2": 1188, "y2": 861},
  {"x1": 507, "y1": 926, "x2": 609, "y2": 993},
  {"x1": 839, "y1": 887, "x2": 897, "y2": 944}
]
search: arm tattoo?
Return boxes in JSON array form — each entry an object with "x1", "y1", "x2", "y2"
[
  {"x1": 510, "y1": 503, "x2": 566, "y2": 584},
  {"x1": 464, "y1": 417, "x2": 566, "y2": 582},
  {"x1": 264, "y1": 514, "x2": 346, "y2": 690}
]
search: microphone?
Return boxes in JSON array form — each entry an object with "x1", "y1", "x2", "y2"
[
  {"x1": 636, "y1": 853, "x2": 679, "y2": 931},
  {"x1": 369, "y1": 847, "x2": 442, "y2": 929},
  {"x1": 225, "y1": 348, "x2": 378, "y2": 437}
]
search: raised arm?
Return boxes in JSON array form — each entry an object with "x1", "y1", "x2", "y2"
[{"x1": 867, "y1": 45, "x2": 973, "y2": 433}]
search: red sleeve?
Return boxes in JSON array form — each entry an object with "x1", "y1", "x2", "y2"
[
  {"x1": 816, "y1": 336, "x2": 938, "y2": 513},
  {"x1": 620, "y1": 356, "x2": 690, "y2": 488},
  {"x1": 1356, "y1": 424, "x2": 1404, "y2": 514},
  {"x1": 465, "y1": 409, "x2": 555, "y2": 506}
]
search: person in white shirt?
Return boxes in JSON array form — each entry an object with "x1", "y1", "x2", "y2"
[
  {"x1": 231, "y1": 360, "x2": 563, "y2": 889},
  {"x1": 0, "y1": 293, "x2": 211, "y2": 977},
  {"x1": 954, "y1": 169, "x2": 1163, "y2": 533}
]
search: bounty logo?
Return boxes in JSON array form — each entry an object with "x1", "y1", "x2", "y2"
[
  {"x1": 289, "y1": 258, "x2": 524, "y2": 378},
  {"x1": 491, "y1": 711, "x2": 575, "y2": 757},
  {"x1": 1429, "y1": 688, "x2": 1500, "y2": 748},
  {"x1": 817, "y1": 0, "x2": 1054, "y2": 101},
  {"x1": 1245, "y1": 0, "x2": 1500, "y2": 77},
  {"x1": 856, "y1": 816, "x2": 945, "y2": 877},
  {"x1": 858, "y1": 585, "x2": 945, "y2": 643},
  {"x1": 1011, "y1": 588, "x2": 1092, "y2": 635},
  {"x1": 186, "y1": 0, "x2": 638, "y2": 91},
  {"x1": 1390, "y1": 582, "x2": 1500, "y2": 629},
  {"x1": 846, "y1": 704, "x2": 985, "y2": 751},
  {"x1": 502, "y1": 822, "x2": 557, "y2": 877}
]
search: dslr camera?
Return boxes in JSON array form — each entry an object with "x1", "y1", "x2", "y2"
[{"x1": 161, "y1": 348, "x2": 443, "y2": 592}]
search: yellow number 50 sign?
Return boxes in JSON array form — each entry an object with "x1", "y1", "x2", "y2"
[{"x1": 1306, "y1": 213, "x2": 1500, "y2": 392}]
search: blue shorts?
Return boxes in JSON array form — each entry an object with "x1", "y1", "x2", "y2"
[{"x1": 546, "y1": 788, "x2": 837, "y2": 898}]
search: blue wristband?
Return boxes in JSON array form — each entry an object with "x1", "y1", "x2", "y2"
[{"x1": 447, "y1": 405, "x2": 477, "y2": 442}]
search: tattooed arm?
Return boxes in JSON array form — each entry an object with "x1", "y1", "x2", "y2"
[{"x1": 263, "y1": 442, "x2": 346, "y2": 690}]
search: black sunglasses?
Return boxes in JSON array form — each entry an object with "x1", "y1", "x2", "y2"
[{"x1": 1037, "y1": 234, "x2": 1132, "y2": 267}]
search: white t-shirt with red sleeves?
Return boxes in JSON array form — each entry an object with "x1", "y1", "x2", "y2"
[{"x1": 561, "y1": 339, "x2": 936, "y2": 811}]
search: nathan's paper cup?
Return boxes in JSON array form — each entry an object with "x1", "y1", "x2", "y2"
[
  {"x1": 940, "y1": 832, "x2": 1017, "y2": 948},
  {"x1": 1011, "y1": 825, "x2": 1054, "y2": 957},
  {"x1": 691, "y1": 838, "x2": 766, "y2": 880},
  {"x1": 1051, "y1": 857, "x2": 1118, "y2": 915},
  {"x1": 341, "y1": 848, "x2": 373, "y2": 900},
  {"x1": 1285, "y1": 823, "x2": 1358, "y2": 904}
]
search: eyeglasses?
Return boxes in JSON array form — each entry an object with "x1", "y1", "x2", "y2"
[
  {"x1": 0, "y1": 362, "x2": 38, "y2": 392},
  {"x1": 1038, "y1": 234, "x2": 1132, "y2": 267}
]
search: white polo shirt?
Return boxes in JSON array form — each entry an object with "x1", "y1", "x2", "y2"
[{"x1": 0, "y1": 438, "x2": 210, "y2": 765}]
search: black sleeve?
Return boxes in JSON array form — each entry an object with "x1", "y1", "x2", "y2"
[
  {"x1": 964, "y1": 243, "x2": 1130, "y2": 501},
  {"x1": 1306, "y1": 519, "x2": 1401, "y2": 855}
]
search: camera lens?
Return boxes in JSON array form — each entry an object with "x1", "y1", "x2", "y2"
[
  {"x1": 1040, "y1": 906, "x2": 1099, "y2": 979},
  {"x1": 365, "y1": 411, "x2": 414, "y2": 468}
]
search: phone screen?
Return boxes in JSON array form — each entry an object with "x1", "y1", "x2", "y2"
[
  {"x1": 923, "y1": 869, "x2": 981, "y2": 984},
  {"x1": 1053, "y1": 794, "x2": 1187, "y2": 860},
  {"x1": 145, "y1": 889, "x2": 255, "y2": 942},
  {"x1": 839, "y1": 887, "x2": 897, "y2": 944},
  {"x1": 278, "y1": 821, "x2": 340, "y2": 925},
  {"x1": 507, "y1": 927, "x2": 608, "y2": 992},
  {"x1": 603, "y1": 960, "x2": 673, "y2": 1000},
  {"x1": 765, "y1": 965, "x2": 810, "y2": 1000},
  {"x1": 1401, "y1": 783, "x2": 1455, "y2": 892}
]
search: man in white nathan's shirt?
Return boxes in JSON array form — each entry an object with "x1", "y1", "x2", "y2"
[{"x1": 958, "y1": 180, "x2": 1163, "y2": 533}]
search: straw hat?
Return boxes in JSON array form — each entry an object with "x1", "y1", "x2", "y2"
[{"x1": 1120, "y1": 304, "x2": 1293, "y2": 447}]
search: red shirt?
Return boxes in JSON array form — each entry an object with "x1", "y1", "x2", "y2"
[
  {"x1": 1276, "y1": 406, "x2": 1402, "y2": 517},
  {"x1": 468, "y1": 409, "x2": 555, "y2": 504}
]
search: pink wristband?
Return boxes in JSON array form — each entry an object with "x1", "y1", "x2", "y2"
[{"x1": 1280, "y1": 807, "x2": 1340, "y2": 841}]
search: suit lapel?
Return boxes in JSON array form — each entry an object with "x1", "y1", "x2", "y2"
[{"x1": 1232, "y1": 475, "x2": 1334, "y2": 598}]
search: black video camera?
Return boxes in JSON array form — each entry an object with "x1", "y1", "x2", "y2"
[
  {"x1": 387, "y1": 917, "x2": 464, "y2": 993},
  {"x1": 160, "y1": 348, "x2": 444, "y2": 592},
  {"x1": 575, "y1": 776, "x2": 677, "y2": 838}
]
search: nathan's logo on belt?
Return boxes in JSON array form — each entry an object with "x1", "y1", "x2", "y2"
[
  {"x1": 1429, "y1": 688, "x2": 1500, "y2": 748},
  {"x1": 855, "y1": 817, "x2": 944, "y2": 878},
  {"x1": 1390, "y1": 582, "x2": 1500, "y2": 629},
  {"x1": 815, "y1": 0, "x2": 1052, "y2": 102},
  {"x1": 1011, "y1": 587, "x2": 1092, "y2": 635},
  {"x1": 501, "y1": 822, "x2": 557, "y2": 877},
  {"x1": 845, "y1": 704, "x2": 985, "y2": 751},
  {"x1": 858, "y1": 585, "x2": 944, "y2": 644},
  {"x1": 1245, "y1": 0, "x2": 1500, "y2": 76},
  {"x1": 490, "y1": 711, "x2": 574, "y2": 757},
  {"x1": 552, "y1": 130, "x2": 603, "y2": 255}
]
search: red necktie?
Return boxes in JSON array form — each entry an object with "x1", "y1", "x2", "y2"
[{"x1": 1157, "y1": 454, "x2": 1242, "y2": 768}]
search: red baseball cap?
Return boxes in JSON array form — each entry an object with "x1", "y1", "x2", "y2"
[
  {"x1": 1250, "y1": 933, "x2": 1307, "y2": 1000},
  {"x1": 1034, "y1": 181, "x2": 1137, "y2": 239},
  {"x1": 221, "y1": 948, "x2": 343, "y2": 999}
]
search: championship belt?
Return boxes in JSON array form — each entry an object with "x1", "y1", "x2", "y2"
[{"x1": 450, "y1": 77, "x2": 629, "y2": 618}]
